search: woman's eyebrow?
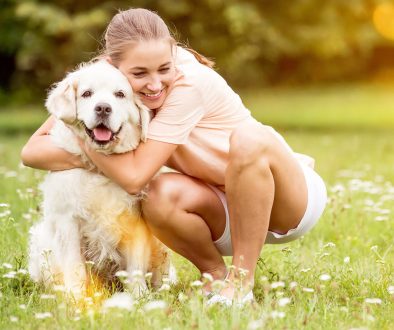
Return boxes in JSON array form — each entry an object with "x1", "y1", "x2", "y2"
[
  {"x1": 130, "y1": 66, "x2": 146, "y2": 71},
  {"x1": 129, "y1": 62, "x2": 171, "y2": 71}
]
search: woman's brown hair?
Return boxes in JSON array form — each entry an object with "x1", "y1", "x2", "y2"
[{"x1": 102, "y1": 8, "x2": 214, "y2": 68}]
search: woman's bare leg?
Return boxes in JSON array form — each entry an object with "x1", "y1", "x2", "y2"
[
  {"x1": 224, "y1": 122, "x2": 308, "y2": 295},
  {"x1": 142, "y1": 173, "x2": 227, "y2": 281}
]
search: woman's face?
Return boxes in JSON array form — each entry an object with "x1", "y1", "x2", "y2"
[{"x1": 117, "y1": 39, "x2": 176, "y2": 110}]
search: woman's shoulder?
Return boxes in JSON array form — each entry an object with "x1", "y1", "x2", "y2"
[
  {"x1": 174, "y1": 47, "x2": 229, "y2": 91},
  {"x1": 175, "y1": 47, "x2": 216, "y2": 77},
  {"x1": 175, "y1": 47, "x2": 198, "y2": 66}
]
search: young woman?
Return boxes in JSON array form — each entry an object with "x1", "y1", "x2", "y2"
[{"x1": 21, "y1": 8, "x2": 327, "y2": 305}]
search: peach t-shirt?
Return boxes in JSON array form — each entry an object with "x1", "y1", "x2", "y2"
[{"x1": 147, "y1": 47, "x2": 309, "y2": 190}]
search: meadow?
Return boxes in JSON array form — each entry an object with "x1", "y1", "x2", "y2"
[{"x1": 0, "y1": 84, "x2": 393, "y2": 329}]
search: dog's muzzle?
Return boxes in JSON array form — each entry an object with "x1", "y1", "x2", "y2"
[{"x1": 83, "y1": 103, "x2": 122, "y2": 145}]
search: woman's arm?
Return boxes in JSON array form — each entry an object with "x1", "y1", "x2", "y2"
[
  {"x1": 21, "y1": 116, "x2": 84, "y2": 170},
  {"x1": 82, "y1": 139, "x2": 178, "y2": 194}
]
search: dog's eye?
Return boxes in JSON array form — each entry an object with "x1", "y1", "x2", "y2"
[
  {"x1": 82, "y1": 90, "x2": 92, "y2": 98},
  {"x1": 115, "y1": 91, "x2": 125, "y2": 98}
]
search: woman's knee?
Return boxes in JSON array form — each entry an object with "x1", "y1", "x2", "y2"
[
  {"x1": 229, "y1": 123, "x2": 278, "y2": 168},
  {"x1": 141, "y1": 173, "x2": 183, "y2": 228}
]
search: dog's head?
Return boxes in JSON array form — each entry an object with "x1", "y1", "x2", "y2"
[{"x1": 46, "y1": 61, "x2": 151, "y2": 154}]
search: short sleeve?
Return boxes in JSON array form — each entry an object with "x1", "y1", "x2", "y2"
[{"x1": 147, "y1": 85, "x2": 204, "y2": 144}]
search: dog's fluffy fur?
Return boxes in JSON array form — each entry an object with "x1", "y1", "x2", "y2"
[{"x1": 28, "y1": 61, "x2": 173, "y2": 296}]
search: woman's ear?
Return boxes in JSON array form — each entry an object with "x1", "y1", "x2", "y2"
[
  {"x1": 45, "y1": 75, "x2": 77, "y2": 124},
  {"x1": 133, "y1": 95, "x2": 152, "y2": 142}
]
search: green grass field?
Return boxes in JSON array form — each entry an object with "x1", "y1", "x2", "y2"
[{"x1": 0, "y1": 84, "x2": 393, "y2": 329}]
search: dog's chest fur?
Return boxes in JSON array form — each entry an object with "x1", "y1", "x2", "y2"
[{"x1": 41, "y1": 169, "x2": 143, "y2": 277}]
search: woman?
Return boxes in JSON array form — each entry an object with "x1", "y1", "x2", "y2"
[{"x1": 21, "y1": 8, "x2": 327, "y2": 305}]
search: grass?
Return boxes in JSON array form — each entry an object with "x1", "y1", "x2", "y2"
[
  {"x1": 0, "y1": 84, "x2": 393, "y2": 329},
  {"x1": 0, "y1": 107, "x2": 48, "y2": 135},
  {"x1": 241, "y1": 83, "x2": 394, "y2": 131}
]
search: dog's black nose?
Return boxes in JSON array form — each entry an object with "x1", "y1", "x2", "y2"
[{"x1": 95, "y1": 103, "x2": 112, "y2": 117}]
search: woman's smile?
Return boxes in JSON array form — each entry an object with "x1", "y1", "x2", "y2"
[
  {"x1": 140, "y1": 88, "x2": 164, "y2": 100},
  {"x1": 118, "y1": 40, "x2": 176, "y2": 110}
]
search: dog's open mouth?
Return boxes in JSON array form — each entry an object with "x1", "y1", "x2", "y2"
[{"x1": 84, "y1": 123, "x2": 121, "y2": 145}]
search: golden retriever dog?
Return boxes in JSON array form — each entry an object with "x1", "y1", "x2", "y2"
[{"x1": 28, "y1": 61, "x2": 174, "y2": 297}]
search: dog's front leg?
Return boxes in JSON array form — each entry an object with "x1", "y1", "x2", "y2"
[
  {"x1": 121, "y1": 240, "x2": 151, "y2": 298},
  {"x1": 53, "y1": 215, "x2": 86, "y2": 298},
  {"x1": 150, "y1": 241, "x2": 174, "y2": 289},
  {"x1": 28, "y1": 220, "x2": 57, "y2": 285}
]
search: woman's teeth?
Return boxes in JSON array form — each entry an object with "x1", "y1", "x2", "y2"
[{"x1": 143, "y1": 91, "x2": 161, "y2": 97}]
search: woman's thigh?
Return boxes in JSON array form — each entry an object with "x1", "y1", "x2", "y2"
[
  {"x1": 144, "y1": 172, "x2": 227, "y2": 241},
  {"x1": 269, "y1": 150, "x2": 308, "y2": 234},
  {"x1": 229, "y1": 122, "x2": 309, "y2": 234},
  {"x1": 262, "y1": 131, "x2": 309, "y2": 234}
]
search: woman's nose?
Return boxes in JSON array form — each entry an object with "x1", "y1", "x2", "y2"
[{"x1": 147, "y1": 75, "x2": 162, "y2": 91}]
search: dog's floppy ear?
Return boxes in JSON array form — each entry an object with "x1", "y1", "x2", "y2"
[
  {"x1": 45, "y1": 75, "x2": 77, "y2": 124},
  {"x1": 133, "y1": 95, "x2": 152, "y2": 142}
]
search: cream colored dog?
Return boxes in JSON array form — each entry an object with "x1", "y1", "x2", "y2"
[{"x1": 28, "y1": 61, "x2": 173, "y2": 297}]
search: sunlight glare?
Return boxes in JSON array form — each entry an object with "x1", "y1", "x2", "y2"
[{"x1": 373, "y1": 2, "x2": 394, "y2": 41}]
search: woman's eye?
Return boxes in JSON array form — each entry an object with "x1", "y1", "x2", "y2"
[
  {"x1": 81, "y1": 90, "x2": 92, "y2": 98},
  {"x1": 132, "y1": 72, "x2": 145, "y2": 77},
  {"x1": 115, "y1": 91, "x2": 125, "y2": 98},
  {"x1": 159, "y1": 68, "x2": 170, "y2": 73}
]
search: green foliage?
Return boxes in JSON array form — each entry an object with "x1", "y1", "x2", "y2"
[
  {"x1": 0, "y1": 0, "x2": 24, "y2": 54},
  {"x1": 11, "y1": 2, "x2": 110, "y2": 97},
  {"x1": 0, "y1": 0, "x2": 394, "y2": 104}
]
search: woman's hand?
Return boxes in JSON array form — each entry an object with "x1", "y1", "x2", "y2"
[
  {"x1": 78, "y1": 138, "x2": 178, "y2": 194},
  {"x1": 21, "y1": 116, "x2": 85, "y2": 171}
]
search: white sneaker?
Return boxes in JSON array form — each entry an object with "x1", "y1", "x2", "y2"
[{"x1": 206, "y1": 290, "x2": 254, "y2": 307}]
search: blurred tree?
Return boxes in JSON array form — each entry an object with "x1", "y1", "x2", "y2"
[
  {"x1": 11, "y1": 1, "x2": 111, "y2": 100},
  {"x1": 0, "y1": 0, "x2": 393, "y2": 105},
  {"x1": 0, "y1": 0, "x2": 25, "y2": 91}
]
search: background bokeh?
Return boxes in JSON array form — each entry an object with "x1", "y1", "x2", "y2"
[
  {"x1": 2, "y1": 0, "x2": 394, "y2": 105},
  {"x1": 0, "y1": 2, "x2": 393, "y2": 328}
]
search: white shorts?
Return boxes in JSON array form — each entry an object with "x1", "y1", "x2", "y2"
[{"x1": 209, "y1": 163, "x2": 327, "y2": 256}]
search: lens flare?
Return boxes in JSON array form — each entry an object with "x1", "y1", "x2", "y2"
[{"x1": 373, "y1": 2, "x2": 394, "y2": 41}]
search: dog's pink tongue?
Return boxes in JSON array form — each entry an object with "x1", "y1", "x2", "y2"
[{"x1": 93, "y1": 127, "x2": 112, "y2": 141}]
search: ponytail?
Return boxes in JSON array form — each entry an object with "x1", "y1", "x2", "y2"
[{"x1": 180, "y1": 45, "x2": 215, "y2": 68}]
